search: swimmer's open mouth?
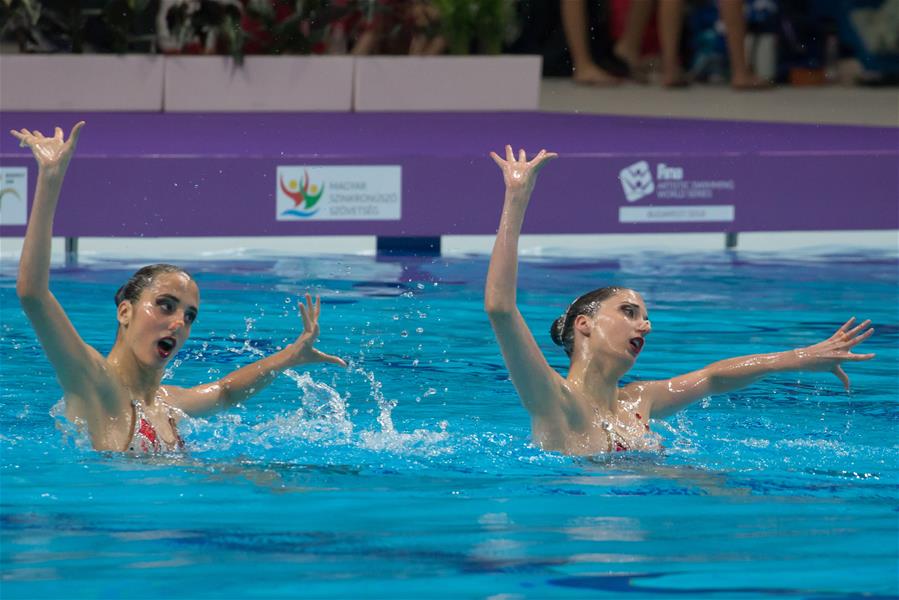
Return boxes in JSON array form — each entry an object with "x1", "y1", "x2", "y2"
[
  {"x1": 628, "y1": 337, "x2": 644, "y2": 356},
  {"x1": 157, "y1": 337, "x2": 176, "y2": 359}
]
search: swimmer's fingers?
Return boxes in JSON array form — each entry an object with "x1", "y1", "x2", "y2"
[
  {"x1": 835, "y1": 316, "x2": 856, "y2": 336},
  {"x1": 838, "y1": 329, "x2": 875, "y2": 359},
  {"x1": 527, "y1": 149, "x2": 543, "y2": 163},
  {"x1": 844, "y1": 327, "x2": 874, "y2": 350},
  {"x1": 489, "y1": 151, "x2": 505, "y2": 168},
  {"x1": 528, "y1": 149, "x2": 558, "y2": 170},
  {"x1": 526, "y1": 149, "x2": 548, "y2": 164},
  {"x1": 298, "y1": 298, "x2": 312, "y2": 331},
  {"x1": 311, "y1": 349, "x2": 347, "y2": 368},
  {"x1": 505, "y1": 144, "x2": 514, "y2": 162},
  {"x1": 66, "y1": 121, "x2": 85, "y2": 148},
  {"x1": 843, "y1": 351, "x2": 876, "y2": 362},
  {"x1": 307, "y1": 293, "x2": 320, "y2": 323},
  {"x1": 829, "y1": 327, "x2": 874, "y2": 353},
  {"x1": 844, "y1": 319, "x2": 871, "y2": 340},
  {"x1": 831, "y1": 365, "x2": 850, "y2": 391},
  {"x1": 54, "y1": 126, "x2": 64, "y2": 140},
  {"x1": 10, "y1": 128, "x2": 35, "y2": 147},
  {"x1": 518, "y1": 148, "x2": 526, "y2": 162}
]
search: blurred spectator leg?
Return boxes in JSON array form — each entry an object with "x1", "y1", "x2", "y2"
[
  {"x1": 719, "y1": 0, "x2": 771, "y2": 88},
  {"x1": 561, "y1": 0, "x2": 621, "y2": 84},
  {"x1": 613, "y1": 0, "x2": 654, "y2": 82},
  {"x1": 658, "y1": 0, "x2": 687, "y2": 86}
]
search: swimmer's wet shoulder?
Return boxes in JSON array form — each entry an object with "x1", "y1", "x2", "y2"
[{"x1": 528, "y1": 378, "x2": 657, "y2": 455}]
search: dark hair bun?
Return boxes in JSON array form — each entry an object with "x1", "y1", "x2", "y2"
[
  {"x1": 549, "y1": 316, "x2": 566, "y2": 347},
  {"x1": 114, "y1": 284, "x2": 128, "y2": 307}
]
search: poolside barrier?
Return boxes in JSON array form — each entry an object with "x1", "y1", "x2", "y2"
[{"x1": 1, "y1": 111, "x2": 896, "y2": 258}]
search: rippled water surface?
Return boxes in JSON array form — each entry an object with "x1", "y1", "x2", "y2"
[{"x1": 2, "y1": 250, "x2": 897, "y2": 599}]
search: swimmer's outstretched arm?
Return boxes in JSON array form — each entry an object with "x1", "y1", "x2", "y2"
[
  {"x1": 12, "y1": 123, "x2": 110, "y2": 402},
  {"x1": 629, "y1": 318, "x2": 875, "y2": 418},
  {"x1": 168, "y1": 293, "x2": 346, "y2": 416},
  {"x1": 485, "y1": 146, "x2": 560, "y2": 417}
]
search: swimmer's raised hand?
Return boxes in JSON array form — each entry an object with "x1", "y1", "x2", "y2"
[
  {"x1": 289, "y1": 293, "x2": 347, "y2": 368},
  {"x1": 490, "y1": 146, "x2": 557, "y2": 197},
  {"x1": 794, "y1": 317, "x2": 875, "y2": 390},
  {"x1": 11, "y1": 121, "x2": 84, "y2": 177}
]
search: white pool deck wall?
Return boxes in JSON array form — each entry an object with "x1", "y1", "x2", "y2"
[{"x1": 1, "y1": 231, "x2": 897, "y2": 266}]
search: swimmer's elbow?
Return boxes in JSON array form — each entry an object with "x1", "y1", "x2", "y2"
[
  {"x1": 484, "y1": 288, "x2": 517, "y2": 317},
  {"x1": 16, "y1": 279, "x2": 48, "y2": 305},
  {"x1": 484, "y1": 297, "x2": 515, "y2": 316}
]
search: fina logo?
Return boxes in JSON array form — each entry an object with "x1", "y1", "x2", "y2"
[{"x1": 618, "y1": 161, "x2": 684, "y2": 202}]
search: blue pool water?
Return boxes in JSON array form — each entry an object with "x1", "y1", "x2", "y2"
[{"x1": 1, "y1": 249, "x2": 897, "y2": 598}]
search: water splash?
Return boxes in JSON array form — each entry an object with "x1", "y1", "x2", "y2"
[{"x1": 49, "y1": 399, "x2": 93, "y2": 452}]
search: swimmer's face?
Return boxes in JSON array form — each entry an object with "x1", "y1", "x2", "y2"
[
  {"x1": 117, "y1": 272, "x2": 200, "y2": 367},
  {"x1": 574, "y1": 289, "x2": 651, "y2": 367}
]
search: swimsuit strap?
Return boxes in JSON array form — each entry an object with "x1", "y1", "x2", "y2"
[
  {"x1": 129, "y1": 399, "x2": 160, "y2": 453},
  {"x1": 129, "y1": 399, "x2": 184, "y2": 453},
  {"x1": 601, "y1": 420, "x2": 628, "y2": 453},
  {"x1": 164, "y1": 405, "x2": 186, "y2": 450}
]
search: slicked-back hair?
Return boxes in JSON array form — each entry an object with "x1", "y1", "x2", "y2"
[
  {"x1": 114, "y1": 264, "x2": 191, "y2": 307},
  {"x1": 549, "y1": 286, "x2": 626, "y2": 357}
]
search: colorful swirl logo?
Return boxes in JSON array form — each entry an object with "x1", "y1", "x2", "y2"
[{"x1": 280, "y1": 170, "x2": 324, "y2": 218}]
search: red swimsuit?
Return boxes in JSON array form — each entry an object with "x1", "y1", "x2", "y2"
[{"x1": 127, "y1": 400, "x2": 185, "y2": 454}]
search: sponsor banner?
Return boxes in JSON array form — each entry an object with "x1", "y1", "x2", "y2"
[
  {"x1": 617, "y1": 159, "x2": 737, "y2": 223},
  {"x1": 0, "y1": 167, "x2": 27, "y2": 226},
  {"x1": 620, "y1": 205, "x2": 735, "y2": 223},
  {"x1": 276, "y1": 165, "x2": 401, "y2": 221}
]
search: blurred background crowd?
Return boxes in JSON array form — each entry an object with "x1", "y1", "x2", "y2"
[{"x1": 1, "y1": 0, "x2": 897, "y2": 88}]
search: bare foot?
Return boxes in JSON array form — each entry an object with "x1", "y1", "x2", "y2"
[
  {"x1": 661, "y1": 66, "x2": 690, "y2": 88},
  {"x1": 612, "y1": 43, "x2": 640, "y2": 70},
  {"x1": 572, "y1": 62, "x2": 622, "y2": 86},
  {"x1": 731, "y1": 72, "x2": 773, "y2": 90},
  {"x1": 612, "y1": 44, "x2": 649, "y2": 83}
]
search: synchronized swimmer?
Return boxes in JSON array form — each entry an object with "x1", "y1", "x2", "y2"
[
  {"x1": 13, "y1": 124, "x2": 876, "y2": 456},
  {"x1": 13, "y1": 122, "x2": 345, "y2": 453},
  {"x1": 484, "y1": 146, "x2": 875, "y2": 455}
]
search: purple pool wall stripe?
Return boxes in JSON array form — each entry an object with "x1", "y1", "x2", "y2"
[{"x1": 1, "y1": 112, "x2": 896, "y2": 237}]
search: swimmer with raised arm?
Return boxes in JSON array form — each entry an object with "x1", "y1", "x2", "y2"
[
  {"x1": 485, "y1": 146, "x2": 876, "y2": 456},
  {"x1": 13, "y1": 122, "x2": 346, "y2": 453}
]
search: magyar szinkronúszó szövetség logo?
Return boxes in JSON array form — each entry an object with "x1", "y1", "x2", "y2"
[{"x1": 279, "y1": 169, "x2": 324, "y2": 218}]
